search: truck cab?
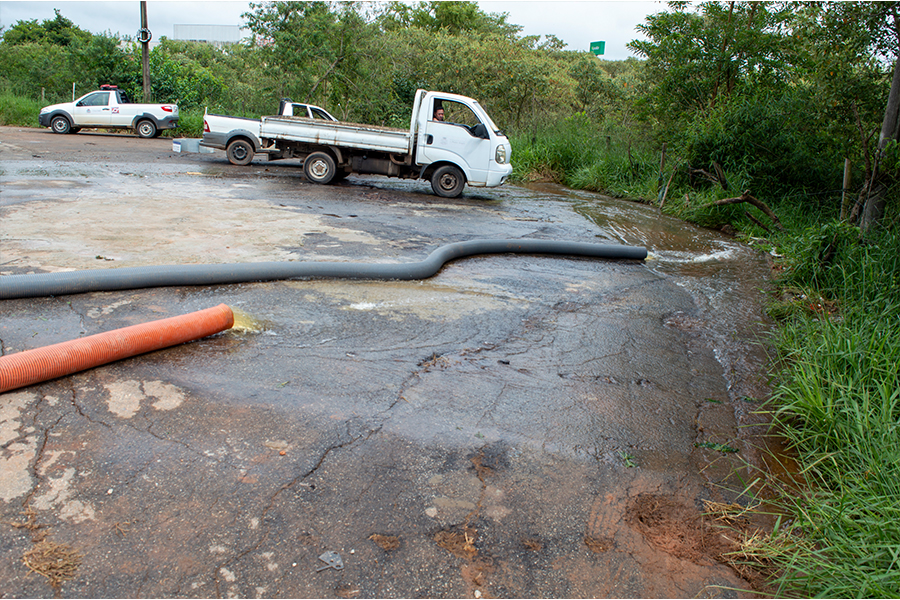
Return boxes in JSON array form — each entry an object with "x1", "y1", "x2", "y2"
[{"x1": 414, "y1": 91, "x2": 512, "y2": 195}]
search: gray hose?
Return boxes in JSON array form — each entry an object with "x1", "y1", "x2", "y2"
[{"x1": 0, "y1": 239, "x2": 647, "y2": 300}]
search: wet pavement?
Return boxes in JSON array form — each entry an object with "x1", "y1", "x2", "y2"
[{"x1": 1, "y1": 127, "x2": 773, "y2": 598}]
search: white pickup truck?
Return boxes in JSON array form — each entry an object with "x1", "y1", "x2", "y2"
[
  {"x1": 254, "y1": 89, "x2": 512, "y2": 198},
  {"x1": 200, "y1": 99, "x2": 338, "y2": 166},
  {"x1": 39, "y1": 86, "x2": 178, "y2": 138}
]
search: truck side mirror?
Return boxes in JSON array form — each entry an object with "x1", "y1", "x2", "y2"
[{"x1": 471, "y1": 123, "x2": 489, "y2": 139}]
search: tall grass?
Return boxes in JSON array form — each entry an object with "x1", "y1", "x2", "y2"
[
  {"x1": 509, "y1": 112, "x2": 657, "y2": 199},
  {"x1": 0, "y1": 92, "x2": 43, "y2": 127},
  {"x1": 761, "y1": 228, "x2": 900, "y2": 596},
  {"x1": 173, "y1": 109, "x2": 205, "y2": 138}
]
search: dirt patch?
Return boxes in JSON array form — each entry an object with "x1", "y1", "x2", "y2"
[
  {"x1": 368, "y1": 533, "x2": 400, "y2": 551},
  {"x1": 584, "y1": 535, "x2": 615, "y2": 553},
  {"x1": 335, "y1": 583, "x2": 362, "y2": 598},
  {"x1": 434, "y1": 526, "x2": 479, "y2": 560},
  {"x1": 626, "y1": 493, "x2": 774, "y2": 593},
  {"x1": 470, "y1": 451, "x2": 494, "y2": 481},
  {"x1": 625, "y1": 493, "x2": 735, "y2": 564},
  {"x1": 522, "y1": 538, "x2": 542, "y2": 552}
]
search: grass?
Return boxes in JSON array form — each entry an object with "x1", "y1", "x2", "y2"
[
  {"x1": 509, "y1": 113, "x2": 657, "y2": 199},
  {"x1": 0, "y1": 92, "x2": 43, "y2": 127},
  {"x1": 758, "y1": 228, "x2": 900, "y2": 597}
]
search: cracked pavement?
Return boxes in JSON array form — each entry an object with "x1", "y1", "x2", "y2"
[{"x1": 1, "y1": 127, "x2": 773, "y2": 598}]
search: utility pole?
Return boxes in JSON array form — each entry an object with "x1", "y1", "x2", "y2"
[{"x1": 139, "y1": 1, "x2": 152, "y2": 102}]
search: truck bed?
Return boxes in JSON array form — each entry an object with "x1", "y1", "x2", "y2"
[{"x1": 259, "y1": 116, "x2": 412, "y2": 155}]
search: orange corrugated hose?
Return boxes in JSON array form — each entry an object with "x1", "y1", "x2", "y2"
[{"x1": 0, "y1": 304, "x2": 234, "y2": 394}]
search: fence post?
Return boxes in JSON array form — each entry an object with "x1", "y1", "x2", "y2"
[
  {"x1": 657, "y1": 142, "x2": 667, "y2": 203},
  {"x1": 840, "y1": 158, "x2": 852, "y2": 220}
]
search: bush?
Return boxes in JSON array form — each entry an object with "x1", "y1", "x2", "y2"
[
  {"x1": 173, "y1": 109, "x2": 205, "y2": 138},
  {"x1": 0, "y1": 92, "x2": 43, "y2": 126},
  {"x1": 681, "y1": 92, "x2": 843, "y2": 197}
]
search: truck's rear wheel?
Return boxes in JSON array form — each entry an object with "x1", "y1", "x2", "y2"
[
  {"x1": 226, "y1": 139, "x2": 254, "y2": 166},
  {"x1": 304, "y1": 151, "x2": 336, "y2": 184},
  {"x1": 431, "y1": 165, "x2": 465, "y2": 198},
  {"x1": 136, "y1": 119, "x2": 157, "y2": 139},
  {"x1": 50, "y1": 115, "x2": 72, "y2": 134}
]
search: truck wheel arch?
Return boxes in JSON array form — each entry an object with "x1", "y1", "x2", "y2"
[{"x1": 131, "y1": 114, "x2": 162, "y2": 137}]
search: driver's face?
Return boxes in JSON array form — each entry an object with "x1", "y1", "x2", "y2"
[{"x1": 434, "y1": 108, "x2": 444, "y2": 121}]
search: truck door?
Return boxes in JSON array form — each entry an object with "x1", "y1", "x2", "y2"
[
  {"x1": 109, "y1": 91, "x2": 133, "y2": 127},
  {"x1": 74, "y1": 91, "x2": 112, "y2": 126},
  {"x1": 418, "y1": 98, "x2": 491, "y2": 186}
]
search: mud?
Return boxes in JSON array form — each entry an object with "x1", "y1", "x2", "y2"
[{"x1": 0, "y1": 126, "x2": 775, "y2": 598}]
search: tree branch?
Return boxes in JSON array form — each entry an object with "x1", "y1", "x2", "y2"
[{"x1": 707, "y1": 190, "x2": 783, "y2": 230}]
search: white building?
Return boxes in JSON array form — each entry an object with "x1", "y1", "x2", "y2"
[{"x1": 172, "y1": 24, "x2": 242, "y2": 45}]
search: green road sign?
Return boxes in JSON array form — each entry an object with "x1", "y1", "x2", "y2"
[{"x1": 591, "y1": 41, "x2": 605, "y2": 55}]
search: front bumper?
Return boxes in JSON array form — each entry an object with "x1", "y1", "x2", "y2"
[{"x1": 486, "y1": 162, "x2": 513, "y2": 187}]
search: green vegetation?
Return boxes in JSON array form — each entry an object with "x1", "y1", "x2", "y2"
[
  {"x1": 754, "y1": 227, "x2": 900, "y2": 597},
  {"x1": 2, "y1": 1, "x2": 899, "y2": 594}
]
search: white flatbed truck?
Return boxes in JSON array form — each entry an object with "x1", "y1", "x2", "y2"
[{"x1": 255, "y1": 89, "x2": 512, "y2": 198}]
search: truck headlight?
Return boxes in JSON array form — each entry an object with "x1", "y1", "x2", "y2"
[{"x1": 495, "y1": 144, "x2": 507, "y2": 164}]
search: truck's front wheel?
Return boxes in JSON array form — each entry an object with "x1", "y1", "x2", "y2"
[
  {"x1": 226, "y1": 139, "x2": 254, "y2": 166},
  {"x1": 431, "y1": 165, "x2": 465, "y2": 198},
  {"x1": 304, "y1": 152, "x2": 336, "y2": 184},
  {"x1": 50, "y1": 116, "x2": 72, "y2": 134}
]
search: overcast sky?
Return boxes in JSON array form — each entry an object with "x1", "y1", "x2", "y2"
[{"x1": 0, "y1": 1, "x2": 661, "y2": 61}]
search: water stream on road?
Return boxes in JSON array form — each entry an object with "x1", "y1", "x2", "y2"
[
  {"x1": 1, "y1": 148, "x2": 781, "y2": 596},
  {"x1": 521, "y1": 182, "x2": 776, "y2": 476}
]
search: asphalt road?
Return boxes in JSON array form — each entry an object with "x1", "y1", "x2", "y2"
[{"x1": 0, "y1": 126, "x2": 773, "y2": 598}]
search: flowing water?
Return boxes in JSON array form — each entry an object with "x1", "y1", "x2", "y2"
[{"x1": 1, "y1": 129, "x2": 777, "y2": 597}]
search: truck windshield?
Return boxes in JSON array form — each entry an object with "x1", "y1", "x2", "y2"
[
  {"x1": 439, "y1": 100, "x2": 480, "y2": 128},
  {"x1": 311, "y1": 107, "x2": 335, "y2": 121},
  {"x1": 472, "y1": 101, "x2": 503, "y2": 135},
  {"x1": 439, "y1": 98, "x2": 504, "y2": 136}
]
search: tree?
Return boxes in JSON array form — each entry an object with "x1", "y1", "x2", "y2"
[
  {"x1": 791, "y1": 1, "x2": 900, "y2": 231},
  {"x1": 628, "y1": 1, "x2": 791, "y2": 132},
  {"x1": 1, "y1": 9, "x2": 91, "y2": 46},
  {"x1": 0, "y1": 10, "x2": 128, "y2": 100},
  {"x1": 568, "y1": 54, "x2": 618, "y2": 116},
  {"x1": 376, "y1": 1, "x2": 520, "y2": 38},
  {"x1": 243, "y1": 1, "x2": 380, "y2": 109}
]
